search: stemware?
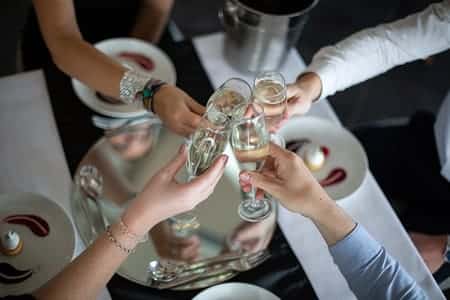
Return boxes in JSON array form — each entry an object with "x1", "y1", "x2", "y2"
[
  {"x1": 230, "y1": 103, "x2": 272, "y2": 222},
  {"x1": 253, "y1": 71, "x2": 287, "y2": 145},
  {"x1": 169, "y1": 111, "x2": 230, "y2": 236},
  {"x1": 206, "y1": 78, "x2": 252, "y2": 121}
]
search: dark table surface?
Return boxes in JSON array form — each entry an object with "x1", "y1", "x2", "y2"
[{"x1": 21, "y1": 7, "x2": 318, "y2": 299}]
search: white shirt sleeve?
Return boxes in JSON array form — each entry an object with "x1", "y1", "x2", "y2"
[{"x1": 305, "y1": 0, "x2": 450, "y2": 100}]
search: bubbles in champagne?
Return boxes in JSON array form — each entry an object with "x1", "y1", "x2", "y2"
[
  {"x1": 253, "y1": 80, "x2": 287, "y2": 122},
  {"x1": 187, "y1": 127, "x2": 228, "y2": 176}
]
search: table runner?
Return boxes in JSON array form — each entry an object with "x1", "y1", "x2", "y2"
[
  {"x1": 0, "y1": 70, "x2": 111, "y2": 300},
  {"x1": 193, "y1": 32, "x2": 444, "y2": 299}
]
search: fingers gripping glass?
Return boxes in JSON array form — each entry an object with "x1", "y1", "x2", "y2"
[
  {"x1": 169, "y1": 112, "x2": 230, "y2": 236},
  {"x1": 230, "y1": 103, "x2": 272, "y2": 222}
]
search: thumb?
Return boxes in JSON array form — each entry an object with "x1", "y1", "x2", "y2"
[
  {"x1": 242, "y1": 171, "x2": 281, "y2": 196},
  {"x1": 160, "y1": 144, "x2": 188, "y2": 179},
  {"x1": 286, "y1": 83, "x2": 301, "y2": 99}
]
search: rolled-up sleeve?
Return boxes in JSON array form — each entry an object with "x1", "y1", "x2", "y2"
[{"x1": 330, "y1": 224, "x2": 427, "y2": 300}]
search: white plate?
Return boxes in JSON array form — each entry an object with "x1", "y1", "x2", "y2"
[
  {"x1": 193, "y1": 283, "x2": 280, "y2": 300},
  {"x1": 0, "y1": 193, "x2": 75, "y2": 296},
  {"x1": 279, "y1": 116, "x2": 368, "y2": 200},
  {"x1": 72, "y1": 38, "x2": 177, "y2": 118}
]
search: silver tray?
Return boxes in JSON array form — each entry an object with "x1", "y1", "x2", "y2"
[{"x1": 70, "y1": 125, "x2": 275, "y2": 290}]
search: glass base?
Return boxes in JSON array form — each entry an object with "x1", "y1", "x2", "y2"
[{"x1": 238, "y1": 198, "x2": 272, "y2": 222}]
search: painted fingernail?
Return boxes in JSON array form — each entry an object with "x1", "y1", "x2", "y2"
[
  {"x1": 179, "y1": 144, "x2": 186, "y2": 153},
  {"x1": 222, "y1": 155, "x2": 229, "y2": 164}
]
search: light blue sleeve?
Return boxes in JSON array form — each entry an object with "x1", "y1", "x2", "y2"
[{"x1": 329, "y1": 224, "x2": 428, "y2": 300}]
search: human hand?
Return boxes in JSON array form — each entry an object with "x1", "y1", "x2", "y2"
[
  {"x1": 285, "y1": 72, "x2": 322, "y2": 117},
  {"x1": 123, "y1": 144, "x2": 228, "y2": 235},
  {"x1": 228, "y1": 213, "x2": 276, "y2": 253},
  {"x1": 239, "y1": 143, "x2": 331, "y2": 218},
  {"x1": 153, "y1": 85, "x2": 206, "y2": 137}
]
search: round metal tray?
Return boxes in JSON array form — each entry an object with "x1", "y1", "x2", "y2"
[{"x1": 70, "y1": 125, "x2": 275, "y2": 290}]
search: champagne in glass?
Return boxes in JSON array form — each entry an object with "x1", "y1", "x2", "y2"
[
  {"x1": 207, "y1": 78, "x2": 252, "y2": 121},
  {"x1": 230, "y1": 103, "x2": 272, "y2": 222},
  {"x1": 170, "y1": 111, "x2": 229, "y2": 235},
  {"x1": 253, "y1": 71, "x2": 287, "y2": 147}
]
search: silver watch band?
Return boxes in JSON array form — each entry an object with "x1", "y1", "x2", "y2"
[{"x1": 119, "y1": 69, "x2": 151, "y2": 104}]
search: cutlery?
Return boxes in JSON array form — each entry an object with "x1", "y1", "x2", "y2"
[
  {"x1": 148, "y1": 250, "x2": 244, "y2": 282},
  {"x1": 149, "y1": 250, "x2": 271, "y2": 289}
]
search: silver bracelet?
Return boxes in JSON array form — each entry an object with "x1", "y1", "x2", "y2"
[
  {"x1": 106, "y1": 225, "x2": 135, "y2": 254},
  {"x1": 119, "y1": 69, "x2": 151, "y2": 104}
]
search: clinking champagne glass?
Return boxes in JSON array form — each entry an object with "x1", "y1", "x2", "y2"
[
  {"x1": 230, "y1": 102, "x2": 272, "y2": 222},
  {"x1": 169, "y1": 111, "x2": 230, "y2": 237},
  {"x1": 253, "y1": 71, "x2": 287, "y2": 147},
  {"x1": 206, "y1": 78, "x2": 252, "y2": 121}
]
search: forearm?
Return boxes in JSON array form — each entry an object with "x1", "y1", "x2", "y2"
[
  {"x1": 34, "y1": 227, "x2": 130, "y2": 300},
  {"x1": 306, "y1": 0, "x2": 450, "y2": 99},
  {"x1": 307, "y1": 190, "x2": 356, "y2": 246},
  {"x1": 131, "y1": 0, "x2": 174, "y2": 43},
  {"x1": 50, "y1": 36, "x2": 126, "y2": 99}
]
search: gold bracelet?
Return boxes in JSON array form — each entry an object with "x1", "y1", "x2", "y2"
[
  {"x1": 106, "y1": 225, "x2": 135, "y2": 254},
  {"x1": 118, "y1": 219, "x2": 148, "y2": 243}
]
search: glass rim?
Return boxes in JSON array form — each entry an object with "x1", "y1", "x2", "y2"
[
  {"x1": 232, "y1": 102, "x2": 265, "y2": 125},
  {"x1": 253, "y1": 71, "x2": 287, "y2": 98}
]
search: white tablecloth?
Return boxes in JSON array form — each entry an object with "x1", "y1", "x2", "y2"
[
  {"x1": 0, "y1": 70, "x2": 111, "y2": 300},
  {"x1": 193, "y1": 32, "x2": 444, "y2": 300}
]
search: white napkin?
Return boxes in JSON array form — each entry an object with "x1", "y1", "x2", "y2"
[
  {"x1": 193, "y1": 32, "x2": 444, "y2": 300},
  {"x1": 0, "y1": 70, "x2": 111, "y2": 300}
]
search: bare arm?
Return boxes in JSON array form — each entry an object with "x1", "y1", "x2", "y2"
[
  {"x1": 131, "y1": 0, "x2": 174, "y2": 43},
  {"x1": 33, "y1": 146, "x2": 228, "y2": 300},
  {"x1": 33, "y1": 0, "x2": 126, "y2": 99},
  {"x1": 32, "y1": 0, "x2": 205, "y2": 137}
]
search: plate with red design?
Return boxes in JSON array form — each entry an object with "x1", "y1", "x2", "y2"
[
  {"x1": 72, "y1": 38, "x2": 177, "y2": 118},
  {"x1": 279, "y1": 116, "x2": 368, "y2": 200},
  {"x1": 0, "y1": 193, "x2": 75, "y2": 296}
]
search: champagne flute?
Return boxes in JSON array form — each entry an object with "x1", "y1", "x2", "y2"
[
  {"x1": 253, "y1": 71, "x2": 287, "y2": 145},
  {"x1": 230, "y1": 102, "x2": 272, "y2": 222},
  {"x1": 207, "y1": 78, "x2": 252, "y2": 121},
  {"x1": 169, "y1": 111, "x2": 230, "y2": 236}
]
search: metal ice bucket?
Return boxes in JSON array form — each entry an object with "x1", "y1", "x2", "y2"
[{"x1": 220, "y1": 0, "x2": 318, "y2": 72}]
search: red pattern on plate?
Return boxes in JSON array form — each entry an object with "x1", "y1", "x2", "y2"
[
  {"x1": 319, "y1": 168, "x2": 347, "y2": 187},
  {"x1": 118, "y1": 52, "x2": 155, "y2": 71},
  {"x1": 3, "y1": 214, "x2": 50, "y2": 237}
]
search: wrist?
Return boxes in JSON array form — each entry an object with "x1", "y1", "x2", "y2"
[
  {"x1": 121, "y1": 201, "x2": 160, "y2": 237},
  {"x1": 295, "y1": 72, "x2": 322, "y2": 103},
  {"x1": 151, "y1": 84, "x2": 171, "y2": 117}
]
